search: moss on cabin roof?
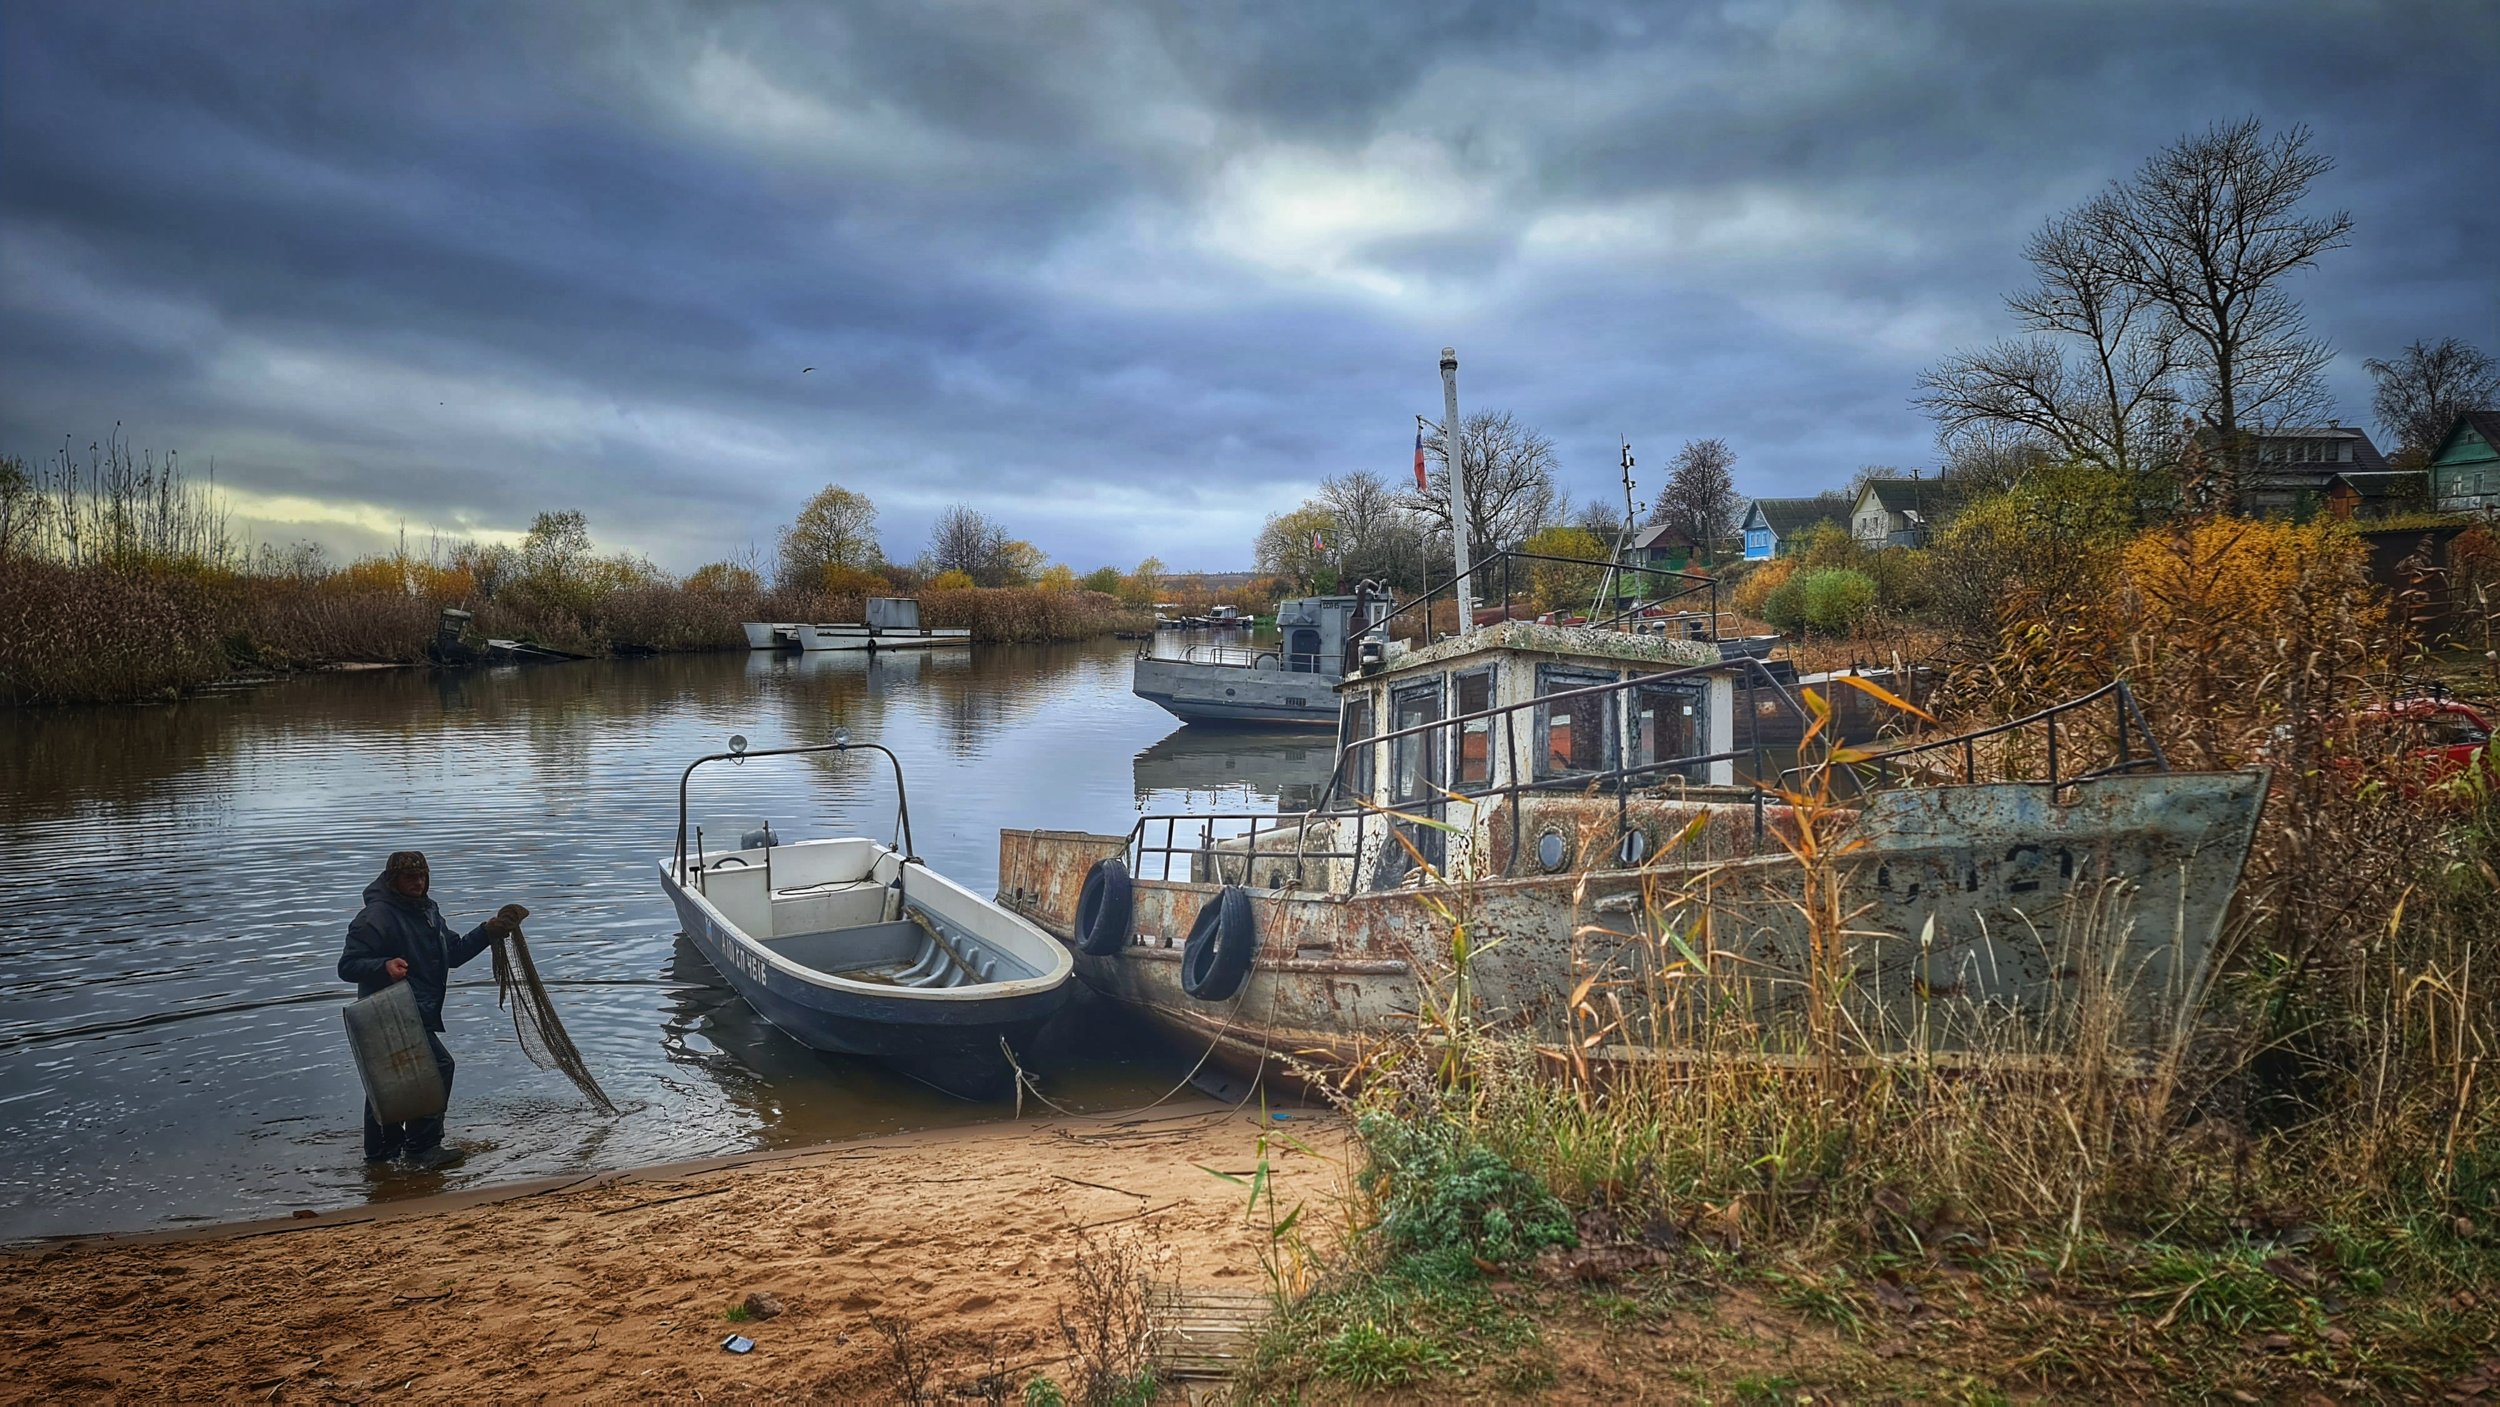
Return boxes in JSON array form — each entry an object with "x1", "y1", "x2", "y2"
[{"x1": 1370, "y1": 621, "x2": 1722, "y2": 681}]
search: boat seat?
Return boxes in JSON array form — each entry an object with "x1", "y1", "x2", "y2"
[
  {"x1": 765, "y1": 917, "x2": 1038, "y2": 987},
  {"x1": 767, "y1": 882, "x2": 891, "y2": 938},
  {"x1": 768, "y1": 920, "x2": 928, "y2": 976},
  {"x1": 772, "y1": 877, "x2": 886, "y2": 900}
]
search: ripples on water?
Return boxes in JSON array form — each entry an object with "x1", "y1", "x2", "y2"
[{"x1": 0, "y1": 641, "x2": 1336, "y2": 1238}]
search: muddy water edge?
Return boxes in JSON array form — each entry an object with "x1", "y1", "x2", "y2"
[{"x1": 0, "y1": 638, "x2": 1335, "y2": 1240}]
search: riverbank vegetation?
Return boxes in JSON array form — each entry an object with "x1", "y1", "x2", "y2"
[
  {"x1": 0, "y1": 439, "x2": 1151, "y2": 706},
  {"x1": 1240, "y1": 506, "x2": 2499, "y2": 1401}
]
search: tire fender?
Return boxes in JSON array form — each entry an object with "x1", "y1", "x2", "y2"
[
  {"x1": 1180, "y1": 886, "x2": 1258, "y2": 1002},
  {"x1": 1074, "y1": 858, "x2": 1133, "y2": 957}
]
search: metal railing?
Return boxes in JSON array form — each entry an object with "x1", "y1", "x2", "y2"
[
  {"x1": 1779, "y1": 679, "x2": 2168, "y2": 791},
  {"x1": 1136, "y1": 641, "x2": 1351, "y2": 676},
  {"x1": 1125, "y1": 655, "x2": 1811, "y2": 890},
  {"x1": 1125, "y1": 661, "x2": 2175, "y2": 895}
]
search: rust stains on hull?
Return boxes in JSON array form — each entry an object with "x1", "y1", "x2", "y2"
[{"x1": 999, "y1": 769, "x2": 2269, "y2": 1084}]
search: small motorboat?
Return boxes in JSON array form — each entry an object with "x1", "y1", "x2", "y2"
[{"x1": 658, "y1": 732, "x2": 1072, "y2": 1099}]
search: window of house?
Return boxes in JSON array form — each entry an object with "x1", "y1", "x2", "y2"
[
  {"x1": 1388, "y1": 681, "x2": 1443, "y2": 804},
  {"x1": 1339, "y1": 694, "x2": 1375, "y2": 799},
  {"x1": 1452, "y1": 666, "x2": 1497, "y2": 790},
  {"x1": 1628, "y1": 680, "x2": 1708, "y2": 782},
  {"x1": 1535, "y1": 665, "x2": 1618, "y2": 781}
]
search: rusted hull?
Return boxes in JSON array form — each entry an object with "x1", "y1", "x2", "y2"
[{"x1": 997, "y1": 770, "x2": 2268, "y2": 1083}]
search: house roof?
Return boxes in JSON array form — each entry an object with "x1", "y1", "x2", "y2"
[
  {"x1": 1856, "y1": 477, "x2": 1956, "y2": 517},
  {"x1": 1744, "y1": 497, "x2": 1843, "y2": 536},
  {"x1": 2431, "y1": 411, "x2": 2500, "y2": 463},
  {"x1": 1628, "y1": 521, "x2": 1696, "y2": 552},
  {"x1": 2242, "y1": 424, "x2": 2393, "y2": 472},
  {"x1": 2326, "y1": 470, "x2": 2427, "y2": 500}
]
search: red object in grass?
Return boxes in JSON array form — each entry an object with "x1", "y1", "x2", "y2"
[{"x1": 2342, "y1": 697, "x2": 2494, "y2": 792}]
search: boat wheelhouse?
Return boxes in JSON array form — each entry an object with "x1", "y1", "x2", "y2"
[{"x1": 1131, "y1": 594, "x2": 1379, "y2": 727}]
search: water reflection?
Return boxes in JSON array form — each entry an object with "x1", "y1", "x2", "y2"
[
  {"x1": 0, "y1": 641, "x2": 1335, "y2": 1239},
  {"x1": 1133, "y1": 728, "x2": 1341, "y2": 812}
]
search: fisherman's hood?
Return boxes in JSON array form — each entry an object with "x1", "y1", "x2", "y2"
[{"x1": 364, "y1": 871, "x2": 435, "y2": 915}]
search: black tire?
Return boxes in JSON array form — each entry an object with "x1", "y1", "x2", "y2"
[
  {"x1": 1074, "y1": 858, "x2": 1133, "y2": 957},
  {"x1": 1180, "y1": 886, "x2": 1258, "y2": 1002}
]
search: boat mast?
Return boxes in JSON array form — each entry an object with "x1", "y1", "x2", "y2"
[{"x1": 1441, "y1": 346, "x2": 1477, "y2": 635}]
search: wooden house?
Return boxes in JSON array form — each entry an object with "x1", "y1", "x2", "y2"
[
  {"x1": 2230, "y1": 424, "x2": 2392, "y2": 516},
  {"x1": 1739, "y1": 498, "x2": 1845, "y2": 561},
  {"x1": 1849, "y1": 477, "x2": 1957, "y2": 549},
  {"x1": 2323, "y1": 471, "x2": 2427, "y2": 521},
  {"x1": 2428, "y1": 411, "x2": 2500, "y2": 514},
  {"x1": 1626, "y1": 520, "x2": 1706, "y2": 571}
]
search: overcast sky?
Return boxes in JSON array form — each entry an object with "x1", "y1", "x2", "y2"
[{"x1": 4, "y1": 2, "x2": 2495, "y2": 573}]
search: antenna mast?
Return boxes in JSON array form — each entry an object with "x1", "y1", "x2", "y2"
[{"x1": 1593, "y1": 438, "x2": 1636, "y2": 617}]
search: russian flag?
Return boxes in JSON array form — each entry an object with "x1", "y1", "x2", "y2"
[
  {"x1": 1412, "y1": 428, "x2": 1428, "y2": 491},
  {"x1": 1310, "y1": 527, "x2": 1325, "y2": 554}
]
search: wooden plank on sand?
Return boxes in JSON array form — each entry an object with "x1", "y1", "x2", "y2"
[{"x1": 1147, "y1": 1285, "x2": 1273, "y2": 1379}]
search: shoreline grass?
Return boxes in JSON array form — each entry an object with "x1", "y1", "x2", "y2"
[
  {"x1": 1241, "y1": 598, "x2": 2500, "y2": 1401},
  {"x1": 0, "y1": 557, "x2": 1147, "y2": 707}
]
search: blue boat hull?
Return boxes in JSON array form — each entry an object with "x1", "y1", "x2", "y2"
[{"x1": 662, "y1": 873, "x2": 1069, "y2": 1100}]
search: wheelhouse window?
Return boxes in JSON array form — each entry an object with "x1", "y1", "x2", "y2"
[
  {"x1": 1629, "y1": 679, "x2": 1708, "y2": 783},
  {"x1": 1388, "y1": 680, "x2": 1444, "y2": 804},
  {"x1": 1452, "y1": 665, "x2": 1497, "y2": 790},
  {"x1": 1339, "y1": 694, "x2": 1376, "y2": 800},
  {"x1": 1534, "y1": 665, "x2": 1617, "y2": 782}
]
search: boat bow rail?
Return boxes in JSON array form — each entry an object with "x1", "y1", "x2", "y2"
[{"x1": 672, "y1": 734, "x2": 917, "y2": 884}]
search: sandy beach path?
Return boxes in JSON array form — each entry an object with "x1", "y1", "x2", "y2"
[{"x1": 0, "y1": 1101, "x2": 1344, "y2": 1403}]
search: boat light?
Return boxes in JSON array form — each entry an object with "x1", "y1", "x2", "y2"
[{"x1": 728, "y1": 734, "x2": 747, "y2": 756}]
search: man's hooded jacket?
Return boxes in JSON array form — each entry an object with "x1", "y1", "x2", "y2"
[{"x1": 338, "y1": 872, "x2": 498, "y2": 1032}]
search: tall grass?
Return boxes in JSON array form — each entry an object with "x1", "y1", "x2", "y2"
[{"x1": 1267, "y1": 594, "x2": 2500, "y2": 1393}]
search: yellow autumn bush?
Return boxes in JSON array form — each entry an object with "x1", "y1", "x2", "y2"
[
  {"x1": 1726, "y1": 557, "x2": 1794, "y2": 621},
  {"x1": 2113, "y1": 516, "x2": 2380, "y2": 768}
]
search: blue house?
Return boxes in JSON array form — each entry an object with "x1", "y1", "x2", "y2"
[{"x1": 1739, "y1": 498, "x2": 1845, "y2": 561}]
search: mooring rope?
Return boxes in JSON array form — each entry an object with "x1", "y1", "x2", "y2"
[{"x1": 492, "y1": 926, "x2": 620, "y2": 1116}]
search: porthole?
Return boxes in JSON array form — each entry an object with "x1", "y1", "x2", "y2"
[
  {"x1": 1535, "y1": 828, "x2": 1571, "y2": 873},
  {"x1": 1617, "y1": 829, "x2": 1650, "y2": 866}
]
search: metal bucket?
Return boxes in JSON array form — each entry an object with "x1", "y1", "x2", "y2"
[{"x1": 342, "y1": 982, "x2": 447, "y2": 1125}]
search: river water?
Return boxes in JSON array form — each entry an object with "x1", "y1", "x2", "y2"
[{"x1": 0, "y1": 639, "x2": 1337, "y2": 1240}]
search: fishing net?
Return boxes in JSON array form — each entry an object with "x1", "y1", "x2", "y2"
[{"x1": 491, "y1": 926, "x2": 620, "y2": 1116}]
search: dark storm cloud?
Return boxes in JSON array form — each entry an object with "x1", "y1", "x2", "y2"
[{"x1": 3, "y1": 1, "x2": 2494, "y2": 569}]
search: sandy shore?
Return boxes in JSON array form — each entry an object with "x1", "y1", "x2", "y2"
[{"x1": 0, "y1": 1101, "x2": 1344, "y2": 1403}]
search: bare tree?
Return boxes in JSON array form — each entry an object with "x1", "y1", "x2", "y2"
[
  {"x1": 1409, "y1": 410, "x2": 1560, "y2": 568},
  {"x1": 777, "y1": 484, "x2": 882, "y2": 590},
  {"x1": 2367, "y1": 337, "x2": 2499, "y2": 467},
  {"x1": 923, "y1": 504, "x2": 1017, "y2": 585},
  {"x1": 1649, "y1": 438, "x2": 1740, "y2": 562},
  {"x1": 1936, "y1": 425, "x2": 2057, "y2": 495},
  {"x1": 0, "y1": 456, "x2": 42, "y2": 562},
  {"x1": 2087, "y1": 118, "x2": 2352, "y2": 512},
  {"x1": 1317, "y1": 469, "x2": 1430, "y2": 588},
  {"x1": 1918, "y1": 212, "x2": 2184, "y2": 490},
  {"x1": 1571, "y1": 495, "x2": 1628, "y2": 547}
]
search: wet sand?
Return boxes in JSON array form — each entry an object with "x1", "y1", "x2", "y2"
[{"x1": 0, "y1": 1101, "x2": 1345, "y2": 1403}]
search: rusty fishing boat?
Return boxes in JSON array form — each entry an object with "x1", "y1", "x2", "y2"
[{"x1": 999, "y1": 552, "x2": 2268, "y2": 1086}]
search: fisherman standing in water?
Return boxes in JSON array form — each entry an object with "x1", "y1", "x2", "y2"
[{"x1": 338, "y1": 851, "x2": 527, "y2": 1168}]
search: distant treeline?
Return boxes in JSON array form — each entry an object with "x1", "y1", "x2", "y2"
[{"x1": 0, "y1": 436, "x2": 1148, "y2": 706}]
